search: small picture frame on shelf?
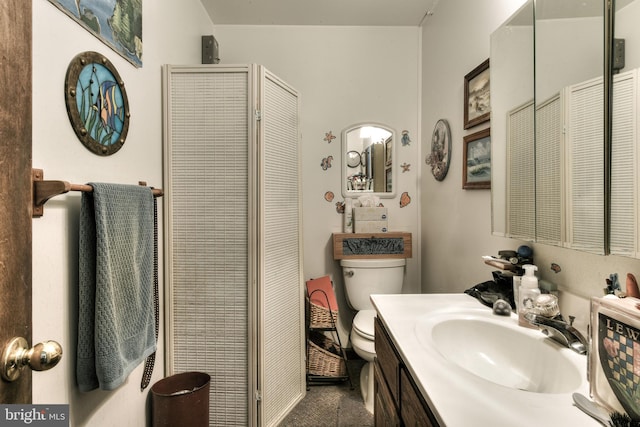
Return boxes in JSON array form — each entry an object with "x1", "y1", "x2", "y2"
[
  {"x1": 463, "y1": 128, "x2": 491, "y2": 189},
  {"x1": 464, "y1": 58, "x2": 491, "y2": 129}
]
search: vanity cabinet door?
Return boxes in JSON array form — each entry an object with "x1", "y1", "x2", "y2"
[
  {"x1": 375, "y1": 317, "x2": 401, "y2": 406},
  {"x1": 375, "y1": 316, "x2": 440, "y2": 427},
  {"x1": 374, "y1": 362, "x2": 400, "y2": 426},
  {"x1": 400, "y1": 367, "x2": 437, "y2": 427}
]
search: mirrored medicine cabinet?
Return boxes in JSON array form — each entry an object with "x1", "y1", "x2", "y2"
[
  {"x1": 342, "y1": 123, "x2": 396, "y2": 198},
  {"x1": 491, "y1": 0, "x2": 640, "y2": 257}
]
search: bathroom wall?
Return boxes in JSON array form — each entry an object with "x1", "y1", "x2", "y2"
[
  {"x1": 420, "y1": 0, "x2": 640, "y2": 332},
  {"x1": 213, "y1": 25, "x2": 421, "y2": 341},
  {"x1": 419, "y1": 0, "x2": 525, "y2": 295},
  {"x1": 31, "y1": 1, "x2": 214, "y2": 425}
]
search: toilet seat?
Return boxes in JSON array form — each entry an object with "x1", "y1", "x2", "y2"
[
  {"x1": 352, "y1": 310, "x2": 375, "y2": 340},
  {"x1": 351, "y1": 310, "x2": 376, "y2": 363}
]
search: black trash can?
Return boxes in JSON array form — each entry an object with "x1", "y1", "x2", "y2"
[{"x1": 151, "y1": 371, "x2": 210, "y2": 427}]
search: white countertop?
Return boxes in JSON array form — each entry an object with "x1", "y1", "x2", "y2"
[{"x1": 371, "y1": 293, "x2": 601, "y2": 427}]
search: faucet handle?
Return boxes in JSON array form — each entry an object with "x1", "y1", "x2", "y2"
[
  {"x1": 533, "y1": 294, "x2": 560, "y2": 318},
  {"x1": 568, "y1": 315, "x2": 576, "y2": 326}
]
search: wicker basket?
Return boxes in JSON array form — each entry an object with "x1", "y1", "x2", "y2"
[
  {"x1": 309, "y1": 301, "x2": 338, "y2": 329},
  {"x1": 307, "y1": 332, "x2": 346, "y2": 377}
]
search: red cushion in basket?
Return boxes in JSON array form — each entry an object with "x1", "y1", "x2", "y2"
[{"x1": 306, "y1": 275, "x2": 338, "y2": 313}]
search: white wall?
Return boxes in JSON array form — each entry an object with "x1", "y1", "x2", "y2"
[
  {"x1": 214, "y1": 25, "x2": 421, "y2": 342},
  {"x1": 617, "y1": 1, "x2": 640, "y2": 69},
  {"x1": 31, "y1": 1, "x2": 214, "y2": 426},
  {"x1": 536, "y1": 17, "x2": 602, "y2": 101},
  {"x1": 420, "y1": 0, "x2": 640, "y2": 334},
  {"x1": 420, "y1": 0, "x2": 525, "y2": 295}
]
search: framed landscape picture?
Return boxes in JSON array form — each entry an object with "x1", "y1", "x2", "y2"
[
  {"x1": 463, "y1": 128, "x2": 491, "y2": 189},
  {"x1": 464, "y1": 59, "x2": 490, "y2": 129}
]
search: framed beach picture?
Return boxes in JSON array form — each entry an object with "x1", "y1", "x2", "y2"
[
  {"x1": 48, "y1": 0, "x2": 142, "y2": 68},
  {"x1": 463, "y1": 128, "x2": 491, "y2": 189},
  {"x1": 464, "y1": 59, "x2": 490, "y2": 129}
]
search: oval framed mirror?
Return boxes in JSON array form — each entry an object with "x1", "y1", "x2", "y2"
[
  {"x1": 342, "y1": 123, "x2": 396, "y2": 198},
  {"x1": 346, "y1": 150, "x2": 362, "y2": 168}
]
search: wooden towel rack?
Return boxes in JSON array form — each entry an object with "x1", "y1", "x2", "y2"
[{"x1": 32, "y1": 168, "x2": 164, "y2": 217}]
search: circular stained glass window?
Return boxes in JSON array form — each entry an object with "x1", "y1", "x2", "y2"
[{"x1": 64, "y1": 51, "x2": 130, "y2": 156}]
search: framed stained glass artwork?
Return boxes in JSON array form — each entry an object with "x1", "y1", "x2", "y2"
[{"x1": 64, "y1": 51, "x2": 130, "y2": 156}]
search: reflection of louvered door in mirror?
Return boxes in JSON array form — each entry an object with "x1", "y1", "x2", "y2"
[
  {"x1": 566, "y1": 77, "x2": 605, "y2": 255},
  {"x1": 535, "y1": 94, "x2": 562, "y2": 247},
  {"x1": 610, "y1": 70, "x2": 637, "y2": 258},
  {"x1": 506, "y1": 100, "x2": 535, "y2": 241}
]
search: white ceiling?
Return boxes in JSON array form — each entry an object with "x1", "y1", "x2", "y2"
[{"x1": 199, "y1": 0, "x2": 440, "y2": 26}]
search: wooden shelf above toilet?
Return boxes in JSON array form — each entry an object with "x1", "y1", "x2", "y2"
[{"x1": 332, "y1": 232, "x2": 412, "y2": 260}]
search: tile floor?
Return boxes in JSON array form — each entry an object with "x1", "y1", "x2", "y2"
[{"x1": 279, "y1": 358, "x2": 373, "y2": 427}]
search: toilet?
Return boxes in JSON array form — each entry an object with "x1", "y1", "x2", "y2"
[{"x1": 341, "y1": 258, "x2": 405, "y2": 413}]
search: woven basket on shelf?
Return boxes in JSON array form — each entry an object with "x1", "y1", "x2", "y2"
[
  {"x1": 307, "y1": 332, "x2": 346, "y2": 377},
  {"x1": 309, "y1": 301, "x2": 338, "y2": 329}
]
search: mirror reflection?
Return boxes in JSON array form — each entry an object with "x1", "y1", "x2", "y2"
[
  {"x1": 536, "y1": 0, "x2": 605, "y2": 254},
  {"x1": 491, "y1": 0, "x2": 608, "y2": 255},
  {"x1": 342, "y1": 124, "x2": 395, "y2": 198},
  {"x1": 490, "y1": 0, "x2": 534, "y2": 240},
  {"x1": 492, "y1": 0, "x2": 640, "y2": 258},
  {"x1": 610, "y1": 0, "x2": 639, "y2": 257}
]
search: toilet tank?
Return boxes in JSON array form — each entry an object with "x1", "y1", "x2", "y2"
[{"x1": 340, "y1": 258, "x2": 406, "y2": 310}]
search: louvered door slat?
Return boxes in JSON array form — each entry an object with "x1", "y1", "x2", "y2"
[
  {"x1": 566, "y1": 77, "x2": 605, "y2": 254},
  {"x1": 536, "y1": 94, "x2": 563, "y2": 245},
  {"x1": 610, "y1": 70, "x2": 637, "y2": 256},
  {"x1": 259, "y1": 69, "x2": 305, "y2": 427},
  {"x1": 507, "y1": 100, "x2": 535, "y2": 240},
  {"x1": 166, "y1": 67, "x2": 250, "y2": 426}
]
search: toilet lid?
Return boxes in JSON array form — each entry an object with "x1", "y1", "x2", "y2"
[{"x1": 352, "y1": 310, "x2": 376, "y2": 340}]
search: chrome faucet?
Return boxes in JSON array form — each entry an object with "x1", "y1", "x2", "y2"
[{"x1": 524, "y1": 312, "x2": 588, "y2": 355}]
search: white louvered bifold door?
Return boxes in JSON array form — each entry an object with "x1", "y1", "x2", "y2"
[
  {"x1": 565, "y1": 77, "x2": 605, "y2": 254},
  {"x1": 610, "y1": 69, "x2": 637, "y2": 257},
  {"x1": 507, "y1": 100, "x2": 535, "y2": 240},
  {"x1": 256, "y1": 67, "x2": 305, "y2": 427},
  {"x1": 164, "y1": 65, "x2": 252, "y2": 426},
  {"x1": 164, "y1": 64, "x2": 304, "y2": 427},
  {"x1": 536, "y1": 94, "x2": 563, "y2": 246}
]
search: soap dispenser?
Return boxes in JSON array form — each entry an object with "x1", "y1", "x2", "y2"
[{"x1": 518, "y1": 264, "x2": 540, "y2": 328}]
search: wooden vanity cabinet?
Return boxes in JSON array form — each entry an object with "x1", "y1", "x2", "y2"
[
  {"x1": 374, "y1": 317, "x2": 440, "y2": 427},
  {"x1": 374, "y1": 363, "x2": 400, "y2": 426}
]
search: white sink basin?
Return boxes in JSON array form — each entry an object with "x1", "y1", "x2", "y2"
[
  {"x1": 372, "y1": 294, "x2": 597, "y2": 426},
  {"x1": 415, "y1": 310, "x2": 582, "y2": 393}
]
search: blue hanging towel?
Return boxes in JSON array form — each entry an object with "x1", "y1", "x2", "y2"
[{"x1": 76, "y1": 183, "x2": 156, "y2": 391}]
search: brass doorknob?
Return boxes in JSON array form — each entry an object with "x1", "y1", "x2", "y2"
[{"x1": 1, "y1": 337, "x2": 62, "y2": 382}]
